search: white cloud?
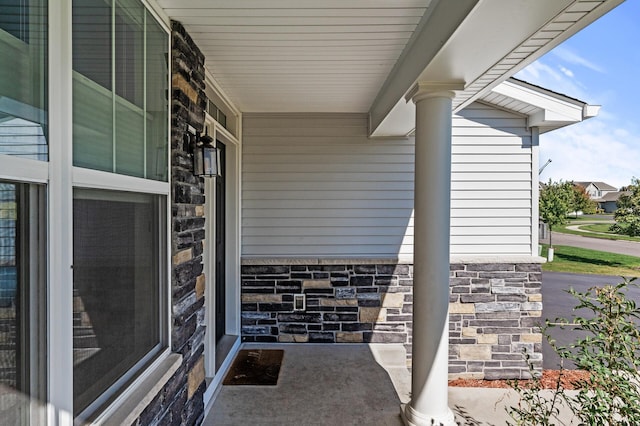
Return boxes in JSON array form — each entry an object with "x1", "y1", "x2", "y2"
[
  {"x1": 551, "y1": 46, "x2": 606, "y2": 73},
  {"x1": 539, "y1": 118, "x2": 640, "y2": 189},
  {"x1": 559, "y1": 66, "x2": 574, "y2": 78}
]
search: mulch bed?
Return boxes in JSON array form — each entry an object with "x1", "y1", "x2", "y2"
[{"x1": 449, "y1": 370, "x2": 590, "y2": 390}]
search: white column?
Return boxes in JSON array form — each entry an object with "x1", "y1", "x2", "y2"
[{"x1": 401, "y1": 83, "x2": 461, "y2": 426}]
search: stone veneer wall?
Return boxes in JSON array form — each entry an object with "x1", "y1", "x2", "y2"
[
  {"x1": 134, "y1": 22, "x2": 208, "y2": 425},
  {"x1": 241, "y1": 260, "x2": 543, "y2": 380},
  {"x1": 448, "y1": 262, "x2": 543, "y2": 380}
]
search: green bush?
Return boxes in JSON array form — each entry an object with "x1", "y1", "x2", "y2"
[{"x1": 508, "y1": 278, "x2": 640, "y2": 425}]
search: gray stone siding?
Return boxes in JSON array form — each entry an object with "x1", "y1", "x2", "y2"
[
  {"x1": 448, "y1": 262, "x2": 543, "y2": 380},
  {"x1": 134, "y1": 21, "x2": 208, "y2": 426},
  {"x1": 241, "y1": 263, "x2": 413, "y2": 345},
  {"x1": 241, "y1": 260, "x2": 543, "y2": 380}
]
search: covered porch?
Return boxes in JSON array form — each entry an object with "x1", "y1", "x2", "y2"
[
  {"x1": 155, "y1": 1, "x2": 620, "y2": 425},
  {"x1": 202, "y1": 343, "x2": 574, "y2": 425}
]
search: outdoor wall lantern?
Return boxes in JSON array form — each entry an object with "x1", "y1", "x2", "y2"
[{"x1": 193, "y1": 129, "x2": 220, "y2": 178}]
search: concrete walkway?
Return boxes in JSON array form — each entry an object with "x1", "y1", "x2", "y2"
[
  {"x1": 203, "y1": 343, "x2": 577, "y2": 425},
  {"x1": 542, "y1": 231, "x2": 640, "y2": 257}
]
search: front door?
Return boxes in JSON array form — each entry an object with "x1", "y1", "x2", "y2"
[{"x1": 215, "y1": 140, "x2": 226, "y2": 343}]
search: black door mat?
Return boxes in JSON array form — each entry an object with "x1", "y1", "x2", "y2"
[{"x1": 223, "y1": 349, "x2": 284, "y2": 386}]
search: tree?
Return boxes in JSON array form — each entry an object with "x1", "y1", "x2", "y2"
[
  {"x1": 611, "y1": 178, "x2": 640, "y2": 237},
  {"x1": 539, "y1": 180, "x2": 573, "y2": 248},
  {"x1": 569, "y1": 183, "x2": 597, "y2": 217}
]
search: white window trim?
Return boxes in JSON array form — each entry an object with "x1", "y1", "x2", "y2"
[
  {"x1": 47, "y1": 0, "x2": 75, "y2": 423},
  {"x1": 73, "y1": 167, "x2": 170, "y2": 195}
]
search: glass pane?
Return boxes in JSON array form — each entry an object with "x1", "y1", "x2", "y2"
[
  {"x1": 0, "y1": 181, "x2": 45, "y2": 424},
  {"x1": 115, "y1": 0, "x2": 143, "y2": 106},
  {"x1": 72, "y1": 0, "x2": 168, "y2": 181},
  {"x1": 115, "y1": 97, "x2": 144, "y2": 177},
  {"x1": 72, "y1": 0, "x2": 113, "y2": 172},
  {"x1": 73, "y1": 188, "x2": 164, "y2": 417},
  {"x1": 0, "y1": 0, "x2": 48, "y2": 160},
  {"x1": 72, "y1": 0, "x2": 112, "y2": 91},
  {"x1": 73, "y1": 74, "x2": 114, "y2": 172},
  {"x1": 145, "y1": 12, "x2": 168, "y2": 181},
  {"x1": 114, "y1": 0, "x2": 144, "y2": 177}
]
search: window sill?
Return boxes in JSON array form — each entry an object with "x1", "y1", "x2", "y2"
[{"x1": 95, "y1": 352, "x2": 182, "y2": 426}]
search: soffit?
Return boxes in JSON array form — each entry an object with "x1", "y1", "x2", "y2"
[
  {"x1": 369, "y1": 0, "x2": 623, "y2": 137},
  {"x1": 157, "y1": 0, "x2": 431, "y2": 113},
  {"x1": 156, "y1": 0, "x2": 622, "y2": 137},
  {"x1": 480, "y1": 79, "x2": 598, "y2": 134}
]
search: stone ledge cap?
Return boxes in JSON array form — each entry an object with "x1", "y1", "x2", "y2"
[
  {"x1": 450, "y1": 255, "x2": 546, "y2": 264},
  {"x1": 241, "y1": 257, "x2": 413, "y2": 265}
]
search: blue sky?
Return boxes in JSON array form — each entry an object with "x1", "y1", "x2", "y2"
[{"x1": 516, "y1": 0, "x2": 639, "y2": 189}]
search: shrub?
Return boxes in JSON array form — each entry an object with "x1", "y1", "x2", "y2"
[{"x1": 508, "y1": 278, "x2": 640, "y2": 425}]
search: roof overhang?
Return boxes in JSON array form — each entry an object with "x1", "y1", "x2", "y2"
[
  {"x1": 369, "y1": 0, "x2": 622, "y2": 137},
  {"x1": 480, "y1": 79, "x2": 599, "y2": 133},
  {"x1": 156, "y1": 0, "x2": 622, "y2": 137}
]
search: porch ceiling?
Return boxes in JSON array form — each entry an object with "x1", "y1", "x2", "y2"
[
  {"x1": 157, "y1": 0, "x2": 623, "y2": 136},
  {"x1": 158, "y1": 0, "x2": 432, "y2": 113}
]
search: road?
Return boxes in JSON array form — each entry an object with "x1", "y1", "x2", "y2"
[
  {"x1": 541, "y1": 231, "x2": 640, "y2": 257},
  {"x1": 542, "y1": 271, "x2": 639, "y2": 369}
]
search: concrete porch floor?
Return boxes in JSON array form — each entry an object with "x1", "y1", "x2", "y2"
[{"x1": 202, "y1": 343, "x2": 575, "y2": 425}]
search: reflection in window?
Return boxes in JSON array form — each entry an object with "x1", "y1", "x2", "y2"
[
  {"x1": 72, "y1": 0, "x2": 168, "y2": 181},
  {"x1": 0, "y1": 181, "x2": 46, "y2": 425},
  {"x1": 73, "y1": 188, "x2": 165, "y2": 418},
  {"x1": 0, "y1": 0, "x2": 48, "y2": 160}
]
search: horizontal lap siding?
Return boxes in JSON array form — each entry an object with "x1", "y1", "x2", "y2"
[
  {"x1": 451, "y1": 103, "x2": 533, "y2": 255},
  {"x1": 242, "y1": 114, "x2": 414, "y2": 257},
  {"x1": 242, "y1": 104, "x2": 534, "y2": 258}
]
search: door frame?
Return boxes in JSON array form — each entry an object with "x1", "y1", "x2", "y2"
[{"x1": 202, "y1": 116, "x2": 242, "y2": 402}]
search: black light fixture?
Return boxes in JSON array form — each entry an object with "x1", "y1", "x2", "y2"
[{"x1": 193, "y1": 129, "x2": 220, "y2": 178}]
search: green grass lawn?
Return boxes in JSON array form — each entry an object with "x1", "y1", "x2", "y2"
[
  {"x1": 581, "y1": 223, "x2": 614, "y2": 233},
  {"x1": 542, "y1": 244, "x2": 640, "y2": 277}
]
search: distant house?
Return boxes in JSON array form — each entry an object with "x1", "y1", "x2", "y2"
[
  {"x1": 599, "y1": 190, "x2": 632, "y2": 213},
  {"x1": 574, "y1": 181, "x2": 624, "y2": 213},
  {"x1": 574, "y1": 181, "x2": 618, "y2": 199}
]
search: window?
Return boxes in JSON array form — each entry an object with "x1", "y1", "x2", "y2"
[
  {"x1": 72, "y1": 0, "x2": 168, "y2": 180},
  {"x1": 0, "y1": 0, "x2": 48, "y2": 160},
  {"x1": 72, "y1": 188, "x2": 166, "y2": 418},
  {"x1": 71, "y1": 0, "x2": 170, "y2": 420},
  {"x1": 0, "y1": 181, "x2": 46, "y2": 424}
]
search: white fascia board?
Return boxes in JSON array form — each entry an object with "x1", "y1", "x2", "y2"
[
  {"x1": 368, "y1": 0, "x2": 478, "y2": 136},
  {"x1": 528, "y1": 109, "x2": 581, "y2": 128},
  {"x1": 370, "y1": 0, "x2": 620, "y2": 138},
  {"x1": 493, "y1": 81, "x2": 585, "y2": 120},
  {"x1": 370, "y1": 98, "x2": 416, "y2": 138},
  {"x1": 492, "y1": 80, "x2": 600, "y2": 132},
  {"x1": 583, "y1": 104, "x2": 601, "y2": 119}
]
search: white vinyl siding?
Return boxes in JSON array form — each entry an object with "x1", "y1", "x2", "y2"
[
  {"x1": 451, "y1": 103, "x2": 533, "y2": 255},
  {"x1": 242, "y1": 104, "x2": 535, "y2": 258},
  {"x1": 242, "y1": 114, "x2": 414, "y2": 258}
]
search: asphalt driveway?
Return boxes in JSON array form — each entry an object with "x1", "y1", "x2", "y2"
[{"x1": 542, "y1": 271, "x2": 639, "y2": 369}]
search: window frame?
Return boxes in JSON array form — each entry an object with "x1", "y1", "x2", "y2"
[
  {"x1": 0, "y1": 179, "x2": 47, "y2": 424},
  {"x1": 46, "y1": 0, "x2": 173, "y2": 422},
  {"x1": 2, "y1": 0, "x2": 172, "y2": 421},
  {"x1": 69, "y1": 1, "x2": 173, "y2": 421},
  {"x1": 72, "y1": 186, "x2": 169, "y2": 420}
]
